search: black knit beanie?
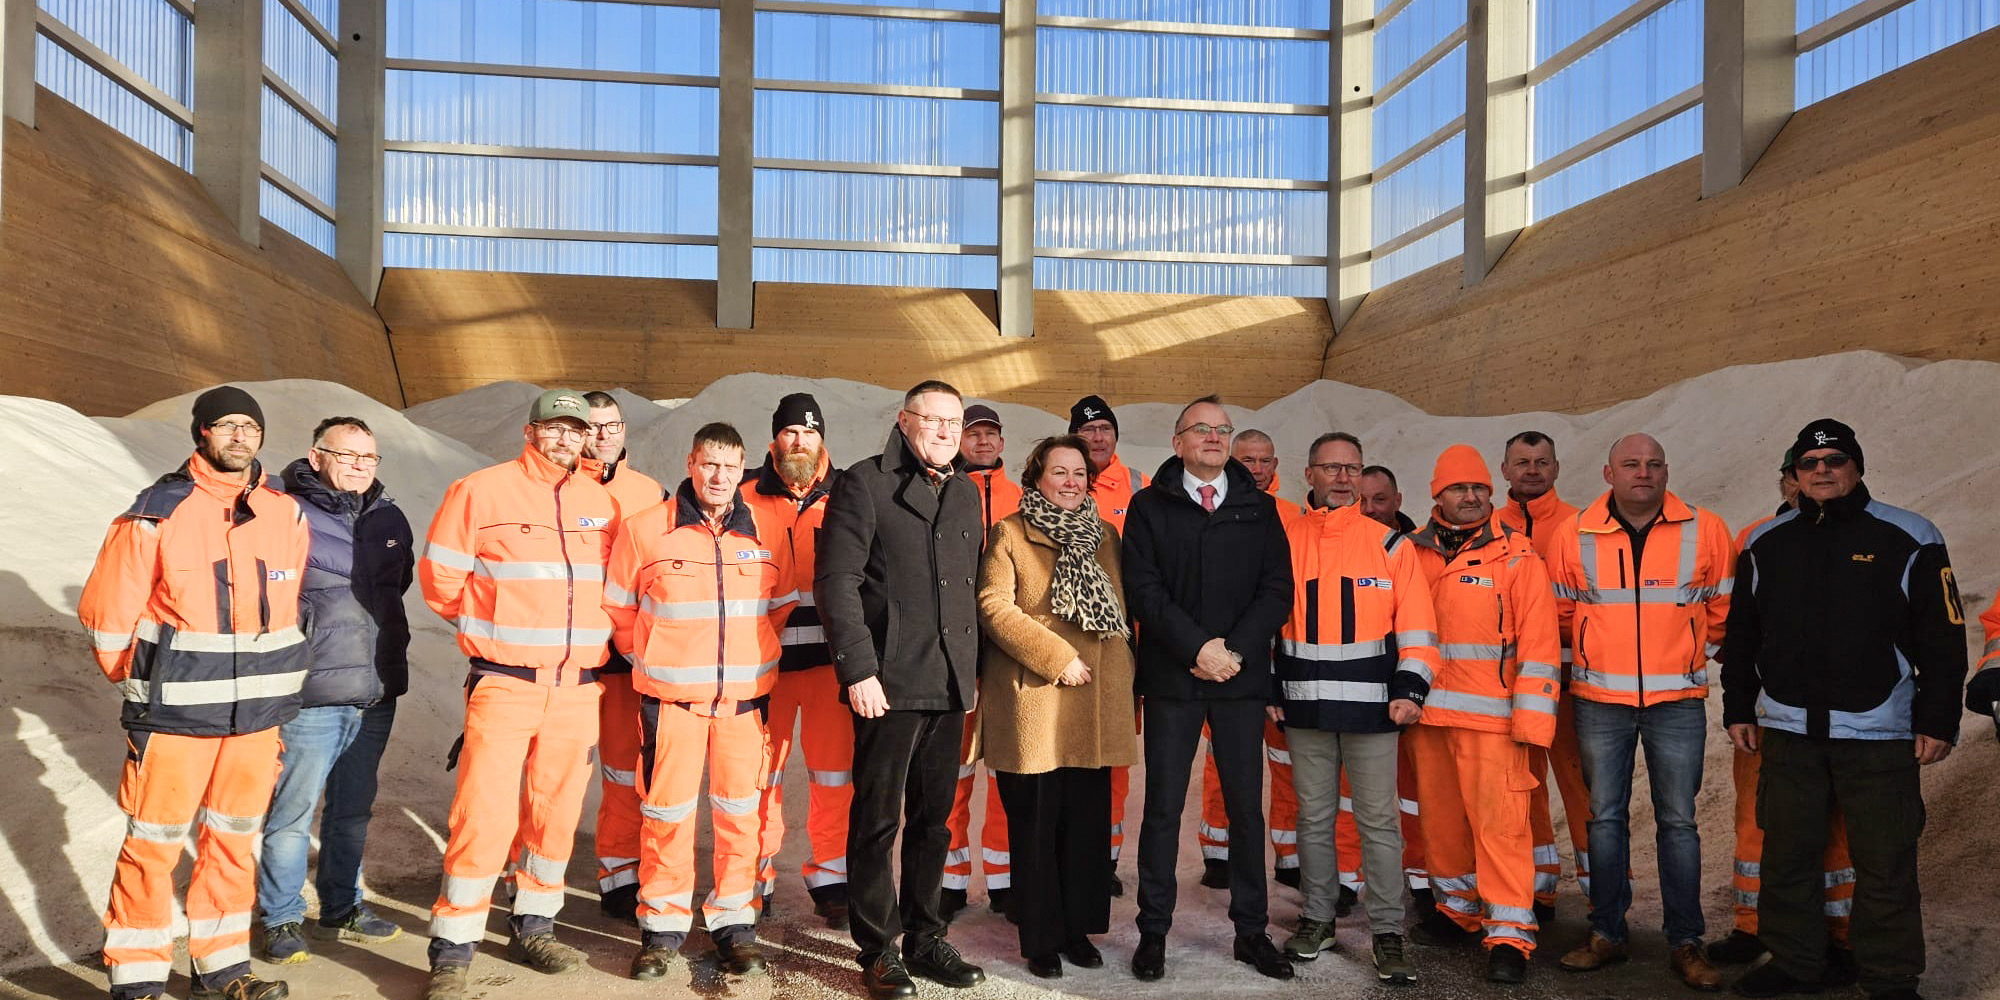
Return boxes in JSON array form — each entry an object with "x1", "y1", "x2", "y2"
[
  {"x1": 1069, "y1": 395, "x2": 1117, "y2": 435},
  {"x1": 772, "y1": 392, "x2": 826, "y2": 437},
  {"x1": 1791, "y1": 418, "x2": 1863, "y2": 476},
  {"x1": 190, "y1": 386, "x2": 265, "y2": 444}
]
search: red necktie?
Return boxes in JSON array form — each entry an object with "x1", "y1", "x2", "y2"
[{"x1": 1199, "y1": 484, "x2": 1217, "y2": 512}]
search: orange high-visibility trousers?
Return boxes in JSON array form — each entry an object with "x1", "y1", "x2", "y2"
[
  {"x1": 103, "y1": 728, "x2": 281, "y2": 990},
  {"x1": 946, "y1": 713, "x2": 1010, "y2": 893},
  {"x1": 759, "y1": 664, "x2": 855, "y2": 898},
  {"x1": 1730, "y1": 745, "x2": 1853, "y2": 943},
  {"x1": 1407, "y1": 724, "x2": 1540, "y2": 954},
  {"x1": 595, "y1": 669, "x2": 644, "y2": 895},
  {"x1": 431, "y1": 675, "x2": 600, "y2": 946},
  {"x1": 1529, "y1": 691, "x2": 1593, "y2": 904},
  {"x1": 1337, "y1": 741, "x2": 1427, "y2": 893},
  {"x1": 636, "y1": 701, "x2": 771, "y2": 942},
  {"x1": 1197, "y1": 720, "x2": 1299, "y2": 873}
]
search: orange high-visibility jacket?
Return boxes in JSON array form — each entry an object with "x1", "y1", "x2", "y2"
[
  {"x1": 1405, "y1": 513, "x2": 1561, "y2": 747},
  {"x1": 742, "y1": 448, "x2": 837, "y2": 672},
  {"x1": 1091, "y1": 455, "x2": 1148, "y2": 530},
  {"x1": 1970, "y1": 584, "x2": 2000, "y2": 715},
  {"x1": 1497, "y1": 489, "x2": 1577, "y2": 565},
  {"x1": 606, "y1": 481, "x2": 799, "y2": 709},
  {"x1": 1546, "y1": 491, "x2": 1735, "y2": 707},
  {"x1": 420, "y1": 444, "x2": 619, "y2": 676},
  {"x1": 1266, "y1": 475, "x2": 1305, "y2": 530},
  {"x1": 78, "y1": 451, "x2": 311, "y2": 736},
  {"x1": 967, "y1": 464, "x2": 1023, "y2": 536},
  {"x1": 1275, "y1": 502, "x2": 1441, "y2": 733},
  {"x1": 592, "y1": 458, "x2": 666, "y2": 520}
]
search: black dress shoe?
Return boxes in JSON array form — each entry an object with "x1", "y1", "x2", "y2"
[
  {"x1": 1487, "y1": 943, "x2": 1530, "y2": 984},
  {"x1": 1200, "y1": 859, "x2": 1230, "y2": 889},
  {"x1": 1027, "y1": 953, "x2": 1063, "y2": 978},
  {"x1": 905, "y1": 938, "x2": 985, "y2": 988},
  {"x1": 1131, "y1": 933, "x2": 1165, "y2": 981},
  {"x1": 987, "y1": 887, "x2": 1011, "y2": 915},
  {"x1": 1061, "y1": 938, "x2": 1104, "y2": 968},
  {"x1": 862, "y1": 954, "x2": 917, "y2": 1000},
  {"x1": 715, "y1": 939, "x2": 768, "y2": 976},
  {"x1": 1109, "y1": 874, "x2": 1125, "y2": 897},
  {"x1": 1235, "y1": 933, "x2": 1296, "y2": 980}
]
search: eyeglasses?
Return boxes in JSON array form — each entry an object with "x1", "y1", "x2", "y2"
[
  {"x1": 590, "y1": 421, "x2": 626, "y2": 435},
  {"x1": 207, "y1": 421, "x2": 262, "y2": 439},
  {"x1": 1175, "y1": 423, "x2": 1234, "y2": 439},
  {"x1": 902, "y1": 410, "x2": 965, "y2": 431},
  {"x1": 1310, "y1": 461, "x2": 1364, "y2": 477},
  {"x1": 313, "y1": 447, "x2": 381, "y2": 469},
  {"x1": 534, "y1": 422, "x2": 588, "y2": 441},
  {"x1": 1795, "y1": 453, "x2": 1852, "y2": 472}
]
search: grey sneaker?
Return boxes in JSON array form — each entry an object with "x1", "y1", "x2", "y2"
[
  {"x1": 1284, "y1": 918, "x2": 1336, "y2": 960},
  {"x1": 507, "y1": 931, "x2": 584, "y2": 973},
  {"x1": 258, "y1": 922, "x2": 310, "y2": 965},
  {"x1": 1373, "y1": 933, "x2": 1417, "y2": 985},
  {"x1": 311, "y1": 905, "x2": 401, "y2": 944}
]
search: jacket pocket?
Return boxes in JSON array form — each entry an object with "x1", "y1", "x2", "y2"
[{"x1": 881, "y1": 600, "x2": 902, "y2": 667}]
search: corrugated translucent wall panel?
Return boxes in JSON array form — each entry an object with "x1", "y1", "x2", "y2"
[
  {"x1": 1532, "y1": 104, "x2": 1700, "y2": 219},
  {"x1": 388, "y1": 0, "x2": 719, "y2": 76},
  {"x1": 1373, "y1": 43, "x2": 1466, "y2": 165},
  {"x1": 778, "y1": 0, "x2": 999, "y2": 12},
  {"x1": 1038, "y1": 27, "x2": 1327, "y2": 103},
  {"x1": 387, "y1": 72, "x2": 718, "y2": 154},
  {"x1": 35, "y1": 35, "x2": 191, "y2": 167},
  {"x1": 1038, "y1": 182, "x2": 1327, "y2": 256},
  {"x1": 1373, "y1": 217, "x2": 1461, "y2": 286},
  {"x1": 757, "y1": 12, "x2": 997, "y2": 89},
  {"x1": 1040, "y1": 0, "x2": 1327, "y2": 28},
  {"x1": 265, "y1": 0, "x2": 336, "y2": 117},
  {"x1": 1375, "y1": 0, "x2": 1467, "y2": 87},
  {"x1": 1035, "y1": 258, "x2": 1326, "y2": 296},
  {"x1": 38, "y1": 0, "x2": 194, "y2": 103},
  {"x1": 385, "y1": 152, "x2": 719, "y2": 234},
  {"x1": 1036, "y1": 105, "x2": 1326, "y2": 179},
  {"x1": 1372, "y1": 133, "x2": 1464, "y2": 238},
  {"x1": 1797, "y1": 0, "x2": 2000, "y2": 106},
  {"x1": 753, "y1": 249, "x2": 998, "y2": 288},
  {"x1": 262, "y1": 86, "x2": 337, "y2": 204},
  {"x1": 756, "y1": 92, "x2": 996, "y2": 167},
  {"x1": 298, "y1": 0, "x2": 338, "y2": 30},
  {"x1": 755, "y1": 170, "x2": 997, "y2": 245},
  {"x1": 385, "y1": 233, "x2": 718, "y2": 279},
  {"x1": 1533, "y1": 0, "x2": 1701, "y2": 162},
  {"x1": 262, "y1": 179, "x2": 335, "y2": 253}
]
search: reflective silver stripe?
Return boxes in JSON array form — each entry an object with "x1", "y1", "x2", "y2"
[
  {"x1": 987, "y1": 873, "x2": 1013, "y2": 889},
  {"x1": 1432, "y1": 873, "x2": 1477, "y2": 893},
  {"x1": 1735, "y1": 889, "x2": 1758, "y2": 908},
  {"x1": 1486, "y1": 924, "x2": 1535, "y2": 944},
  {"x1": 1200, "y1": 844, "x2": 1228, "y2": 860},
  {"x1": 1487, "y1": 903, "x2": 1538, "y2": 926},
  {"x1": 712, "y1": 791, "x2": 760, "y2": 815},
  {"x1": 642, "y1": 596, "x2": 787, "y2": 620},
  {"x1": 945, "y1": 847, "x2": 971, "y2": 865},
  {"x1": 639, "y1": 890, "x2": 695, "y2": 920},
  {"x1": 1425, "y1": 689, "x2": 1512, "y2": 718},
  {"x1": 982, "y1": 848, "x2": 1010, "y2": 866},
  {"x1": 599, "y1": 855, "x2": 638, "y2": 872},
  {"x1": 104, "y1": 926, "x2": 176, "y2": 950},
  {"x1": 1277, "y1": 637, "x2": 1388, "y2": 661},
  {"x1": 1578, "y1": 530, "x2": 1602, "y2": 592},
  {"x1": 1688, "y1": 667, "x2": 1710, "y2": 687},
  {"x1": 1517, "y1": 661, "x2": 1561, "y2": 682},
  {"x1": 134, "y1": 670, "x2": 307, "y2": 707},
  {"x1": 639, "y1": 660, "x2": 778, "y2": 687},
  {"x1": 520, "y1": 850, "x2": 568, "y2": 885},
  {"x1": 1442, "y1": 894, "x2": 1482, "y2": 915},
  {"x1": 1269, "y1": 829, "x2": 1298, "y2": 845},
  {"x1": 137, "y1": 623, "x2": 305, "y2": 655},
  {"x1": 1275, "y1": 855, "x2": 1299, "y2": 869},
  {"x1": 192, "y1": 943, "x2": 250, "y2": 973},
  {"x1": 1985, "y1": 637, "x2": 2000, "y2": 656},
  {"x1": 1677, "y1": 518, "x2": 1699, "y2": 589},
  {"x1": 782, "y1": 625, "x2": 827, "y2": 645},
  {"x1": 118, "y1": 678, "x2": 149, "y2": 703},
  {"x1": 1400, "y1": 798, "x2": 1420, "y2": 815},
  {"x1": 804, "y1": 869, "x2": 848, "y2": 888},
  {"x1": 430, "y1": 911, "x2": 489, "y2": 944},
  {"x1": 1398, "y1": 660, "x2": 1435, "y2": 684},
  {"x1": 1533, "y1": 844, "x2": 1560, "y2": 866},
  {"x1": 126, "y1": 817, "x2": 190, "y2": 843},
  {"x1": 601, "y1": 764, "x2": 636, "y2": 787},
  {"x1": 956, "y1": 763, "x2": 976, "y2": 779},
  {"x1": 639, "y1": 912, "x2": 695, "y2": 933},
  {"x1": 1734, "y1": 860, "x2": 1760, "y2": 878},
  {"x1": 512, "y1": 886, "x2": 564, "y2": 917},
  {"x1": 1265, "y1": 746, "x2": 1292, "y2": 765},
  {"x1": 476, "y1": 559, "x2": 604, "y2": 582},
  {"x1": 1569, "y1": 587, "x2": 1698, "y2": 605},
  {"x1": 1824, "y1": 898, "x2": 1853, "y2": 917},
  {"x1": 604, "y1": 582, "x2": 636, "y2": 606},
  {"x1": 1199, "y1": 823, "x2": 1229, "y2": 842},
  {"x1": 809, "y1": 769, "x2": 852, "y2": 786},
  {"x1": 795, "y1": 591, "x2": 816, "y2": 608},
  {"x1": 1535, "y1": 872, "x2": 1558, "y2": 893},
  {"x1": 942, "y1": 872, "x2": 971, "y2": 888},
  {"x1": 1395, "y1": 630, "x2": 1441, "y2": 649},
  {"x1": 1439, "y1": 642, "x2": 1504, "y2": 660},
  {"x1": 641, "y1": 796, "x2": 698, "y2": 824},
  {"x1": 710, "y1": 889, "x2": 756, "y2": 911},
  {"x1": 185, "y1": 911, "x2": 252, "y2": 941},
  {"x1": 1514, "y1": 693, "x2": 1558, "y2": 715},
  {"x1": 1825, "y1": 867, "x2": 1856, "y2": 888},
  {"x1": 108, "y1": 960, "x2": 175, "y2": 985},
  {"x1": 1282, "y1": 679, "x2": 1387, "y2": 703},
  {"x1": 197, "y1": 807, "x2": 262, "y2": 835},
  {"x1": 812, "y1": 855, "x2": 848, "y2": 875},
  {"x1": 89, "y1": 627, "x2": 134, "y2": 652},
  {"x1": 1337, "y1": 796, "x2": 1354, "y2": 811},
  {"x1": 424, "y1": 543, "x2": 476, "y2": 572},
  {"x1": 442, "y1": 874, "x2": 496, "y2": 907},
  {"x1": 457, "y1": 616, "x2": 613, "y2": 647},
  {"x1": 599, "y1": 869, "x2": 639, "y2": 892}
]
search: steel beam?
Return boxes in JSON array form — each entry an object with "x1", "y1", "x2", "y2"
[
  {"x1": 1330, "y1": 0, "x2": 1374, "y2": 329},
  {"x1": 1703, "y1": 0, "x2": 1794, "y2": 197},
  {"x1": 998, "y1": 0, "x2": 1034, "y2": 335},
  {"x1": 1464, "y1": 0, "x2": 1529, "y2": 284},
  {"x1": 338, "y1": 0, "x2": 386, "y2": 300},
  {"x1": 716, "y1": 0, "x2": 753, "y2": 328},
  {"x1": 195, "y1": 0, "x2": 264, "y2": 245}
]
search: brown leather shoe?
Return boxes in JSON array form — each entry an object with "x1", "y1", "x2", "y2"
[
  {"x1": 1671, "y1": 942, "x2": 1723, "y2": 991},
  {"x1": 1559, "y1": 933, "x2": 1629, "y2": 972}
]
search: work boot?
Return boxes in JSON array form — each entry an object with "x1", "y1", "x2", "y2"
[
  {"x1": 191, "y1": 974, "x2": 289, "y2": 1000},
  {"x1": 1109, "y1": 873, "x2": 1125, "y2": 897},
  {"x1": 1283, "y1": 918, "x2": 1336, "y2": 960},
  {"x1": 1408, "y1": 886, "x2": 1435, "y2": 914},
  {"x1": 1200, "y1": 859, "x2": 1230, "y2": 889},
  {"x1": 507, "y1": 931, "x2": 584, "y2": 973},
  {"x1": 1708, "y1": 929, "x2": 1770, "y2": 964},
  {"x1": 1488, "y1": 943, "x2": 1530, "y2": 984},
  {"x1": 630, "y1": 944, "x2": 683, "y2": 981},
  {"x1": 815, "y1": 894, "x2": 851, "y2": 931},
  {"x1": 599, "y1": 883, "x2": 639, "y2": 923},
  {"x1": 259, "y1": 922, "x2": 310, "y2": 965},
  {"x1": 1824, "y1": 947, "x2": 1860, "y2": 987},
  {"x1": 1535, "y1": 900, "x2": 1558, "y2": 924},
  {"x1": 1559, "y1": 932, "x2": 1629, "y2": 972},
  {"x1": 1731, "y1": 962, "x2": 1826, "y2": 998},
  {"x1": 939, "y1": 887, "x2": 968, "y2": 923},
  {"x1": 1673, "y1": 941, "x2": 1724, "y2": 991},
  {"x1": 1373, "y1": 933, "x2": 1417, "y2": 985},
  {"x1": 1336, "y1": 884, "x2": 1358, "y2": 917},
  {"x1": 1275, "y1": 865, "x2": 1301, "y2": 889},
  {"x1": 715, "y1": 939, "x2": 769, "y2": 976},
  {"x1": 422, "y1": 966, "x2": 470, "y2": 1000},
  {"x1": 313, "y1": 905, "x2": 402, "y2": 944},
  {"x1": 1410, "y1": 908, "x2": 1478, "y2": 948},
  {"x1": 987, "y1": 887, "x2": 1011, "y2": 917}
]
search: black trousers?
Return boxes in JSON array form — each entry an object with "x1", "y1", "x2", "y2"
[
  {"x1": 1759, "y1": 728, "x2": 1926, "y2": 994},
  {"x1": 1137, "y1": 696, "x2": 1269, "y2": 937},
  {"x1": 995, "y1": 766, "x2": 1112, "y2": 958},
  {"x1": 847, "y1": 707, "x2": 964, "y2": 966}
]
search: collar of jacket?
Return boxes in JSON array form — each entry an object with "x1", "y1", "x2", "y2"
[
  {"x1": 1576, "y1": 489, "x2": 1694, "y2": 534},
  {"x1": 1511, "y1": 487, "x2": 1568, "y2": 522},
  {"x1": 752, "y1": 446, "x2": 834, "y2": 500},
  {"x1": 586, "y1": 454, "x2": 631, "y2": 486},
  {"x1": 1409, "y1": 510, "x2": 1505, "y2": 557},
  {"x1": 513, "y1": 442, "x2": 579, "y2": 486},
  {"x1": 881, "y1": 425, "x2": 966, "y2": 480},
  {"x1": 181, "y1": 448, "x2": 265, "y2": 501},
  {"x1": 967, "y1": 459, "x2": 1007, "y2": 476},
  {"x1": 281, "y1": 457, "x2": 389, "y2": 516},
  {"x1": 1794, "y1": 480, "x2": 1871, "y2": 524},
  {"x1": 671, "y1": 477, "x2": 761, "y2": 539},
  {"x1": 1149, "y1": 455, "x2": 1259, "y2": 508},
  {"x1": 1264, "y1": 474, "x2": 1285, "y2": 498}
]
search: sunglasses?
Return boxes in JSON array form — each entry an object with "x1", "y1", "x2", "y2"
[{"x1": 1795, "y1": 453, "x2": 1852, "y2": 472}]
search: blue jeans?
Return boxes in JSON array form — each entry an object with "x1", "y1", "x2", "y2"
[
  {"x1": 257, "y1": 701, "x2": 397, "y2": 928},
  {"x1": 1572, "y1": 696, "x2": 1706, "y2": 946}
]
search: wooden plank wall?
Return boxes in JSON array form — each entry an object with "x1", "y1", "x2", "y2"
[
  {"x1": 1322, "y1": 27, "x2": 2000, "y2": 416},
  {"x1": 380, "y1": 274, "x2": 1334, "y2": 411},
  {"x1": 0, "y1": 92, "x2": 400, "y2": 416}
]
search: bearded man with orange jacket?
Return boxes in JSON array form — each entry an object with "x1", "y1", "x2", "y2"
[
  {"x1": 81, "y1": 386, "x2": 309, "y2": 1000},
  {"x1": 418, "y1": 389, "x2": 620, "y2": 999},
  {"x1": 1400, "y1": 445, "x2": 1561, "y2": 984}
]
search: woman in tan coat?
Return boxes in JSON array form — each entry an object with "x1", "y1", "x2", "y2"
[{"x1": 976, "y1": 434, "x2": 1137, "y2": 979}]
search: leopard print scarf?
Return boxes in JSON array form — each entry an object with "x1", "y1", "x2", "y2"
[{"x1": 1018, "y1": 486, "x2": 1129, "y2": 637}]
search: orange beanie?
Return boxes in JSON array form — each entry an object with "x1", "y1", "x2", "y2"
[{"x1": 1430, "y1": 444, "x2": 1492, "y2": 499}]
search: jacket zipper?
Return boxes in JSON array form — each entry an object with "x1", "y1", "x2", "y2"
[
  {"x1": 555, "y1": 474, "x2": 573, "y2": 684},
  {"x1": 1626, "y1": 547, "x2": 1644, "y2": 707},
  {"x1": 711, "y1": 531, "x2": 727, "y2": 715}
]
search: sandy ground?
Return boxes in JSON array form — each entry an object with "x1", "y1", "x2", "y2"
[{"x1": 5, "y1": 352, "x2": 2000, "y2": 999}]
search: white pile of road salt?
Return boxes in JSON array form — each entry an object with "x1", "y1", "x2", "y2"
[{"x1": 5, "y1": 352, "x2": 2000, "y2": 999}]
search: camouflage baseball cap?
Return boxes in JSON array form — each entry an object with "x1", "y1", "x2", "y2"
[{"x1": 528, "y1": 388, "x2": 591, "y2": 425}]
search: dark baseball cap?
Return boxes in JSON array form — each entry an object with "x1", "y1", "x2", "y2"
[{"x1": 964, "y1": 404, "x2": 1002, "y2": 430}]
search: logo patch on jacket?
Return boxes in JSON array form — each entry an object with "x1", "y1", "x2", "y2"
[
  {"x1": 1645, "y1": 579, "x2": 1669, "y2": 587},
  {"x1": 577, "y1": 516, "x2": 610, "y2": 529},
  {"x1": 1356, "y1": 578, "x2": 1391, "y2": 589},
  {"x1": 267, "y1": 569, "x2": 295, "y2": 581},
  {"x1": 1851, "y1": 553, "x2": 1875, "y2": 563},
  {"x1": 735, "y1": 549, "x2": 773, "y2": 561},
  {"x1": 1458, "y1": 574, "x2": 1493, "y2": 588}
]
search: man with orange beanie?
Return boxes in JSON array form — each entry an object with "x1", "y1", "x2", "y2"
[{"x1": 1400, "y1": 445, "x2": 1561, "y2": 984}]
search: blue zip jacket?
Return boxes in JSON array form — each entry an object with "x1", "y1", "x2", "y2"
[{"x1": 281, "y1": 458, "x2": 415, "y2": 707}]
